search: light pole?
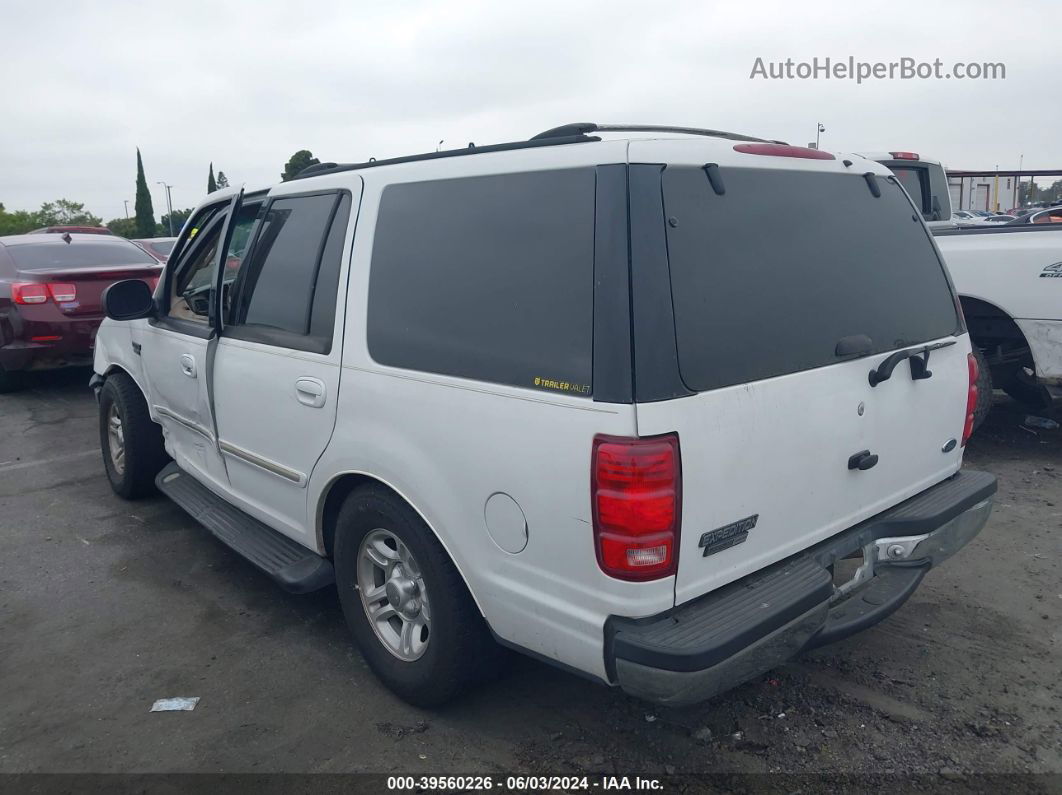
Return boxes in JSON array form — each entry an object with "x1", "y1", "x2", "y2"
[
  {"x1": 436, "y1": 139, "x2": 445, "y2": 152},
  {"x1": 815, "y1": 123, "x2": 825, "y2": 150},
  {"x1": 123, "y1": 200, "x2": 130, "y2": 218},
  {"x1": 157, "y1": 181, "x2": 174, "y2": 236}
]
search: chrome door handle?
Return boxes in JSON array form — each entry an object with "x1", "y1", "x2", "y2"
[
  {"x1": 295, "y1": 377, "x2": 326, "y2": 408},
  {"x1": 179, "y1": 354, "x2": 197, "y2": 378}
]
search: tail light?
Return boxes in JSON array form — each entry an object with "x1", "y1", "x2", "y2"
[
  {"x1": 11, "y1": 283, "x2": 49, "y2": 304},
  {"x1": 48, "y1": 283, "x2": 77, "y2": 302},
  {"x1": 11, "y1": 282, "x2": 78, "y2": 304},
  {"x1": 733, "y1": 142, "x2": 835, "y2": 160},
  {"x1": 591, "y1": 434, "x2": 681, "y2": 581},
  {"x1": 889, "y1": 151, "x2": 920, "y2": 160},
  {"x1": 962, "y1": 353, "x2": 979, "y2": 446}
]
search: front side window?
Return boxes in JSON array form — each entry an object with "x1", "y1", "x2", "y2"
[
  {"x1": 366, "y1": 169, "x2": 596, "y2": 395},
  {"x1": 169, "y1": 216, "x2": 224, "y2": 322}
]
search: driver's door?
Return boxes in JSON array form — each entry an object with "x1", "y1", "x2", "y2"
[{"x1": 141, "y1": 199, "x2": 237, "y2": 493}]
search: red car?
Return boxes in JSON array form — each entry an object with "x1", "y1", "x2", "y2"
[
  {"x1": 132, "y1": 236, "x2": 178, "y2": 263},
  {"x1": 30, "y1": 225, "x2": 114, "y2": 235},
  {"x1": 0, "y1": 233, "x2": 161, "y2": 391}
]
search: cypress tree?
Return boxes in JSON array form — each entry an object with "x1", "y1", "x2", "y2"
[
  {"x1": 208, "y1": 162, "x2": 217, "y2": 193},
  {"x1": 134, "y1": 149, "x2": 155, "y2": 238}
]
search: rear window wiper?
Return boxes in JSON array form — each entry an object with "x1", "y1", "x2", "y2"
[{"x1": 868, "y1": 340, "x2": 957, "y2": 387}]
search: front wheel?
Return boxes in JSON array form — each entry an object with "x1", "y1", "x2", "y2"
[
  {"x1": 98, "y1": 372, "x2": 169, "y2": 499},
  {"x1": 333, "y1": 486, "x2": 503, "y2": 706}
]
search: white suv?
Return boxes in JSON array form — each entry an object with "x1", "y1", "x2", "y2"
[{"x1": 92, "y1": 123, "x2": 997, "y2": 707}]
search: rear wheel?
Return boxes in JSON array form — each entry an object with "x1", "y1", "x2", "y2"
[
  {"x1": 333, "y1": 485, "x2": 502, "y2": 706},
  {"x1": 99, "y1": 372, "x2": 169, "y2": 499},
  {"x1": 0, "y1": 366, "x2": 25, "y2": 394},
  {"x1": 1000, "y1": 366, "x2": 1052, "y2": 414},
  {"x1": 970, "y1": 347, "x2": 993, "y2": 433}
]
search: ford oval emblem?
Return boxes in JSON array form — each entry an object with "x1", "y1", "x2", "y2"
[{"x1": 942, "y1": 438, "x2": 957, "y2": 453}]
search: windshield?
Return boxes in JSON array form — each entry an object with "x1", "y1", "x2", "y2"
[
  {"x1": 661, "y1": 166, "x2": 960, "y2": 392},
  {"x1": 7, "y1": 241, "x2": 157, "y2": 270}
]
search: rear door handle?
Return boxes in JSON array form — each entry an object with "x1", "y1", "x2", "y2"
[
  {"x1": 295, "y1": 377, "x2": 326, "y2": 408},
  {"x1": 179, "y1": 354, "x2": 197, "y2": 378}
]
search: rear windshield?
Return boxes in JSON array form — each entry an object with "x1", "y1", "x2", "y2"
[
  {"x1": 7, "y1": 241, "x2": 157, "y2": 270},
  {"x1": 147, "y1": 240, "x2": 175, "y2": 255},
  {"x1": 662, "y1": 167, "x2": 960, "y2": 392},
  {"x1": 889, "y1": 165, "x2": 930, "y2": 216}
]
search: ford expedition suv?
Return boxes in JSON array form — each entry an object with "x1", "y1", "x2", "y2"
[{"x1": 91, "y1": 124, "x2": 997, "y2": 707}]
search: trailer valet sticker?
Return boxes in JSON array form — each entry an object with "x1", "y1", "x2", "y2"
[
  {"x1": 699, "y1": 514, "x2": 758, "y2": 557},
  {"x1": 1041, "y1": 262, "x2": 1062, "y2": 278}
]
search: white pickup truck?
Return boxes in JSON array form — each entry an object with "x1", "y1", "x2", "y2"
[{"x1": 933, "y1": 225, "x2": 1062, "y2": 424}]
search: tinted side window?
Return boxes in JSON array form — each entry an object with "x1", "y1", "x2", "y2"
[
  {"x1": 238, "y1": 193, "x2": 340, "y2": 336},
  {"x1": 367, "y1": 169, "x2": 595, "y2": 395}
]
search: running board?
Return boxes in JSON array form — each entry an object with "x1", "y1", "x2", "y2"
[{"x1": 155, "y1": 462, "x2": 334, "y2": 594}]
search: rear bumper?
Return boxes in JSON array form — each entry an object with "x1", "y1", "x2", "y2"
[
  {"x1": 0, "y1": 319, "x2": 100, "y2": 372},
  {"x1": 606, "y1": 470, "x2": 997, "y2": 706}
]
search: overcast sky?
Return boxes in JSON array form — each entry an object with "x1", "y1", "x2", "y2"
[{"x1": 3, "y1": 0, "x2": 1059, "y2": 221}]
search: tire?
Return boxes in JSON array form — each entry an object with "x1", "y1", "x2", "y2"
[
  {"x1": 970, "y1": 347, "x2": 993, "y2": 433},
  {"x1": 1000, "y1": 366, "x2": 1052, "y2": 413},
  {"x1": 0, "y1": 366, "x2": 25, "y2": 394},
  {"x1": 99, "y1": 372, "x2": 169, "y2": 499},
  {"x1": 333, "y1": 485, "x2": 502, "y2": 707}
]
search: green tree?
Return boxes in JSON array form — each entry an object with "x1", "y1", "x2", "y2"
[
  {"x1": 216, "y1": 171, "x2": 229, "y2": 189},
  {"x1": 208, "y1": 162, "x2": 217, "y2": 193},
  {"x1": 36, "y1": 198, "x2": 101, "y2": 227},
  {"x1": 281, "y1": 150, "x2": 320, "y2": 181},
  {"x1": 106, "y1": 217, "x2": 138, "y2": 238},
  {"x1": 134, "y1": 148, "x2": 156, "y2": 238},
  {"x1": 158, "y1": 208, "x2": 193, "y2": 237},
  {"x1": 0, "y1": 202, "x2": 40, "y2": 235}
]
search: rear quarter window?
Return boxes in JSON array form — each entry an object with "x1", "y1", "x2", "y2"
[
  {"x1": 366, "y1": 169, "x2": 596, "y2": 395},
  {"x1": 662, "y1": 167, "x2": 960, "y2": 392}
]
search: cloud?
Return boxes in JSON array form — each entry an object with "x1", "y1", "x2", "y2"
[{"x1": 2, "y1": 0, "x2": 1058, "y2": 221}]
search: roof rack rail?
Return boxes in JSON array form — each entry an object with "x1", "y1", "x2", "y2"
[
  {"x1": 292, "y1": 133, "x2": 599, "y2": 181},
  {"x1": 531, "y1": 123, "x2": 785, "y2": 145}
]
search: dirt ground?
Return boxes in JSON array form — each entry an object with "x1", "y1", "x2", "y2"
[{"x1": 0, "y1": 368, "x2": 1058, "y2": 790}]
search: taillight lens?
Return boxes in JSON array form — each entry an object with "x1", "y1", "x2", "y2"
[
  {"x1": 962, "y1": 353, "x2": 979, "y2": 446},
  {"x1": 733, "y1": 142, "x2": 836, "y2": 160},
  {"x1": 889, "y1": 151, "x2": 920, "y2": 160},
  {"x1": 591, "y1": 434, "x2": 680, "y2": 581},
  {"x1": 11, "y1": 282, "x2": 78, "y2": 304},
  {"x1": 48, "y1": 283, "x2": 77, "y2": 302}
]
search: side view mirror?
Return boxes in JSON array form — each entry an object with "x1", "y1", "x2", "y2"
[
  {"x1": 103, "y1": 279, "x2": 155, "y2": 321},
  {"x1": 931, "y1": 196, "x2": 943, "y2": 221}
]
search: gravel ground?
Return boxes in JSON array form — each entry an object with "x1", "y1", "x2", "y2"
[{"x1": 0, "y1": 368, "x2": 1058, "y2": 791}]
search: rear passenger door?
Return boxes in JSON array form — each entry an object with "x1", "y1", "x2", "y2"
[{"x1": 211, "y1": 182, "x2": 361, "y2": 543}]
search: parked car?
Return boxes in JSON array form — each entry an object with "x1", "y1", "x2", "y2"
[
  {"x1": 0, "y1": 233, "x2": 161, "y2": 391},
  {"x1": 133, "y1": 237, "x2": 178, "y2": 263},
  {"x1": 29, "y1": 225, "x2": 113, "y2": 235},
  {"x1": 934, "y1": 223, "x2": 1062, "y2": 420},
  {"x1": 1005, "y1": 206, "x2": 1062, "y2": 225},
  {"x1": 91, "y1": 123, "x2": 996, "y2": 707}
]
